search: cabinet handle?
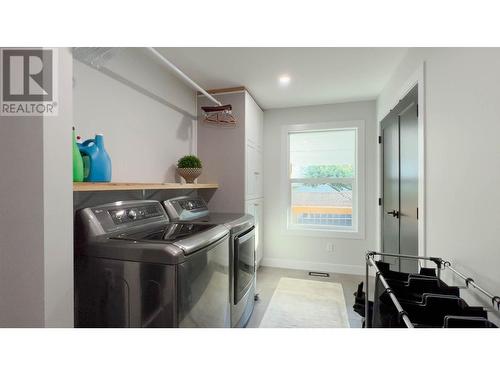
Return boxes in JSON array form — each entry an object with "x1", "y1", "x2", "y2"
[
  {"x1": 254, "y1": 171, "x2": 260, "y2": 175},
  {"x1": 254, "y1": 203, "x2": 259, "y2": 206}
]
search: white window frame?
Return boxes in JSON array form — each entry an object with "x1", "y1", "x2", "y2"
[{"x1": 281, "y1": 120, "x2": 365, "y2": 239}]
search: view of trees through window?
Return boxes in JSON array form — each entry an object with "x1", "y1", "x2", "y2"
[{"x1": 303, "y1": 164, "x2": 353, "y2": 198}]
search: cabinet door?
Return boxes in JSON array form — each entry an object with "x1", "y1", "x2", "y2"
[
  {"x1": 246, "y1": 144, "x2": 256, "y2": 199},
  {"x1": 257, "y1": 106, "x2": 263, "y2": 151},
  {"x1": 245, "y1": 200, "x2": 255, "y2": 223},
  {"x1": 245, "y1": 92, "x2": 263, "y2": 151},
  {"x1": 246, "y1": 144, "x2": 263, "y2": 200},
  {"x1": 254, "y1": 199, "x2": 263, "y2": 266},
  {"x1": 245, "y1": 93, "x2": 257, "y2": 147},
  {"x1": 245, "y1": 198, "x2": 264, "y2": 267},
  {"x1": 254, "y1": 148, "x2": 263, "y2": 197}
]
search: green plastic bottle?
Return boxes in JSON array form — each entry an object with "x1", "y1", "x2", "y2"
[{"x1": 72, "y1": 126, "x2": 84, "y2": 182}]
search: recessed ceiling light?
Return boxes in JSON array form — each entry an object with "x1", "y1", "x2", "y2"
[{"x1": 279, "y1": 75, "x2": 291, "y2": 86}]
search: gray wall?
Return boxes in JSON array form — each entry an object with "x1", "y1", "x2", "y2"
[
  {"x1": 73, "y1": 48, "x2": 197, "y2": 183},
  {"x1": 378, "y1": 47, "x2": 500, "y2": 324},
  {"x1": 263, "y1": 100, "x2": 377, "y2": 274},
  {"x1": 0, "y1": 116, "x2": 45, "y2": 327},
  {"x1": 197, "y1": 92, "x2": 246, "y2": 213},
  {"x1": 0, "y1": 48, "x2": 73, "y2": 327}
]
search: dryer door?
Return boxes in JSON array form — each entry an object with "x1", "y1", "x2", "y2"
[{"x1": 233, "y1": 227, "x2": 256, "y2": 304}]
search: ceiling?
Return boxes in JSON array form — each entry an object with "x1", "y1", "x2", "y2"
[{"x1": 158, "y1": 48, "x2": 408, "y2": 109}]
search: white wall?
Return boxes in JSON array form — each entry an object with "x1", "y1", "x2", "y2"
[
  {"x1": 378, "y1": 48, "x2": 500, "y2": 324},
  {"x1": 262, "y1": 101, "x2": 377, "y2": 275},
  {"x1": 0, "y1": 48, "x2": 73, "y2": 327},
  {"x1": 73, "y1": 48, "x2": 197, "y2": 183}
]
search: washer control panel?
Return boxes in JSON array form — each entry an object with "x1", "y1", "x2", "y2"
[
  {"x1": 106, "y1": 204, "x2": 164, "y2": 225},
  {"x1": 77, "y1": 201, "x2": 169, "y2": 237}
]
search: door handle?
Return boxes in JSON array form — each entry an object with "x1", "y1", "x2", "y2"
[{"x1": 386, "y1": 210, "x2": 400, "y2": 218}]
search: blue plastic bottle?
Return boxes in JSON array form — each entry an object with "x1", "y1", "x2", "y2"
[{"x1": 78, "y1": 134, "x2": 112, "y2": 182}]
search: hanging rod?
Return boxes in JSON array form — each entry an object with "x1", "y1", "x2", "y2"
[
  {"x1": 368, "y1": 251, "x2": 443, "y2": 278},
  {"x1": 368, "y1": 251, "x2": 499, "y2": 310},
  {"x1": 146, "y1": 47, "x2": 222, "y2": 107},
  {"x1": 365, "y1": 251, "x2": 500, "y2": 329},
  {"x1": 441, "y1": 261, "x2": 500, "y2": 310}
]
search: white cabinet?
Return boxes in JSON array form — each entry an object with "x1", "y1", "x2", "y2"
[
  {"x1": 245, "y1": 92, "x2": 264, "y2": 151},
  {"x1": 254, "y1": 199, "x2": 263, "y2": 266},
  {"x1": 245, "y1": 91, "x2": 263, "y2": 200},
  {"x1": 198, "y1": 88, "x2": 264, "y2": 263},
  {"x1": 246, "y1": 197, "x2": 263, "y2": 267},
  {"x1": 244, "y1": 91, "x2": 264, "y2": 264},
  {"x1": 245, "y1": 143, "x2": 263, "y2": 200}
]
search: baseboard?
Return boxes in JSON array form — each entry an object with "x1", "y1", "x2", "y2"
[{"x1": 260, "y1": 257, "x2": 371, "y2": 276}]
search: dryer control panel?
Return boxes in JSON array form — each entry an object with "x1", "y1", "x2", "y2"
[{"x1": 163, "y1": 196, "x2": 209, "y2": 221}]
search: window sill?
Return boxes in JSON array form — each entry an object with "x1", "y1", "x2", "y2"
[{"x1": 284, "y1": 226, "x2": 365, "y2": 240}]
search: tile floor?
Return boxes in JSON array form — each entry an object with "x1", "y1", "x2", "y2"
[{"x1": 247, "y1": 266, "x2": 374, "y2": 328}]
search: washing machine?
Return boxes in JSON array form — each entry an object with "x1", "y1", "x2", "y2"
[
  {"x1": 74, "y1": 200, "x2": 230, "y2": 328},
  {"x1": 163, "y1": 196, "x2": 256, "y2": 328}
]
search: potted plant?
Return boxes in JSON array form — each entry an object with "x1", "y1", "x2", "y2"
[{"x1": 177, "y1": 155, "x2": 203, "y2": 183}]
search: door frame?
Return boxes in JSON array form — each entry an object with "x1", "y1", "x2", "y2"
[{"x1": 378, "y1": 63, "x2": 426, "y2": 259}]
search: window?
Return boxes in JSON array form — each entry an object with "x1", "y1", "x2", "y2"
[{"x1": 283, "y1": 121, "x2": 364, "y2": 238}]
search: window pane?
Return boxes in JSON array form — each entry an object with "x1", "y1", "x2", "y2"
[
  {"x1": 289, "y1": 129, "x2": 355, "y2": 179},
  {"x1": 291, "y1": 182, "x2": 353, "y2": 228}
]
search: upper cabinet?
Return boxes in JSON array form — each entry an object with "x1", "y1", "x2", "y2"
[
  {"x1": 244, "y1": 92, "x2": 264, "y2": 200},
  {"x1": 245, "y1": 92, "x2": 264, "y2": 151}
]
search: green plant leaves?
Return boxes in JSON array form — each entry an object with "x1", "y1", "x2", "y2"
[{"x1": 177, "y1": 155, "x2": 202, "y2": 168}]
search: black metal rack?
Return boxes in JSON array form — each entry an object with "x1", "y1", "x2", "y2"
[{"x1": 365, "y1": 251, "x2": 500, "y2": 328}]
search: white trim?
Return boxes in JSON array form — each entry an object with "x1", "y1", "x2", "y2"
[
  {"x1": 290, "y1": 177, "x2": 355, "y2": 184},
  {"x1": 377, "y1": 63, "x2": 426, "y2": 259},
  {"x1": 284, "y1": 226, "x2": 365, "y2": 239},
  {"x1": 261, "y1": 257, "x2": 374, "y2": 276},
  {"x1": 280, "y1": 120, "x2": 365, "y2": 240},
  {"x1": 417, "y1": 64, "x2": 426, "y2": 259}
]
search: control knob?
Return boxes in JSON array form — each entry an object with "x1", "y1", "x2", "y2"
[{"x1": 128, "y1": 209, "x2": 138, "y2": 220}]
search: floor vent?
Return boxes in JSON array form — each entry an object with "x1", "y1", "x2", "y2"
[{"x1": 308, "y1": 271, "x2": 330, "y2": 278}]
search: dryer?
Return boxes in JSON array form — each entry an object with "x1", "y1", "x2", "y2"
[{"x1": 163, "y1": 196, "x2": 256, "y2": 328}]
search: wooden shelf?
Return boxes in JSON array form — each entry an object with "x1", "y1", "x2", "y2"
[{"x1": 73, "y1": 182, "x2": 219, "y2": 192}]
